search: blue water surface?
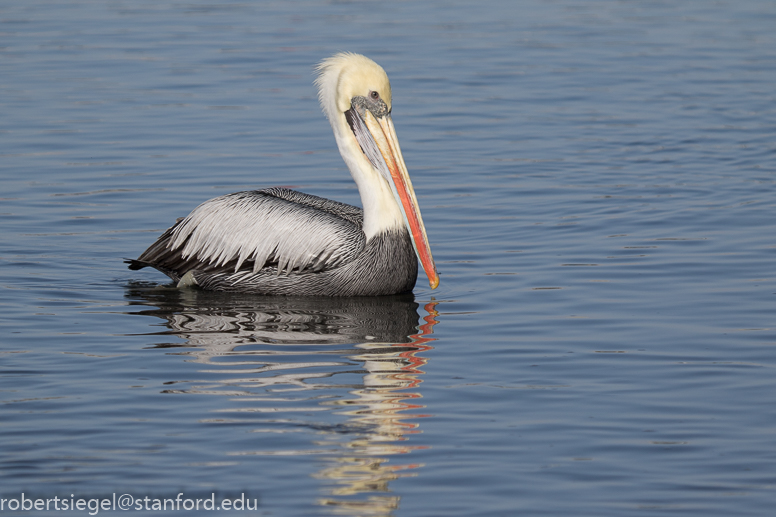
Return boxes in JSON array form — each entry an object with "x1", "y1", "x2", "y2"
[{"x1": 2, "y1": 1, "x2": 775, "y2": 516}]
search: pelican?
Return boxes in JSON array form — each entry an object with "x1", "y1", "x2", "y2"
[{"x1": 127, "y1": 53, "x2": 439, "y2": 296}]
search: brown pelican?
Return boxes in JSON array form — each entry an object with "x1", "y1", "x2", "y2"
[{"x1": 127, "y1": 53, "x2": 439, "y2": 296}]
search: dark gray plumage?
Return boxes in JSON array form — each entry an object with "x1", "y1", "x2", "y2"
[{"x1": 127, "y1": 188, "x2": 418, "y2": 296}]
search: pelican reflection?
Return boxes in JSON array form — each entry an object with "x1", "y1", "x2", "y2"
[{"x1": 125, "y1": 285, "x2": 438, "y2": 516}]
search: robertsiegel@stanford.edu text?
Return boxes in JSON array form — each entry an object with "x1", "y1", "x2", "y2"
[{"x1": 1, "y1": 492, "x2": 259, "y2": 514}]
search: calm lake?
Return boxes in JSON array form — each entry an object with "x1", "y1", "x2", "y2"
[{"x1": 2, "y1": 1, "x2": 775, "y2": 515}]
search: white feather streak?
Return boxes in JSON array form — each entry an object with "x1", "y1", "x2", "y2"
[{"x1": 170, "y1": 193, "x2": 364, "y2": 274}]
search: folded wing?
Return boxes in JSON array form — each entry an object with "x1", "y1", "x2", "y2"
[{"x1": 130, "y1": 188, "x2": 365, "y2": 281}]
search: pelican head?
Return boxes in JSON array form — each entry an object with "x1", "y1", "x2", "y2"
[{"x1": 316, "y1": 53, "x2": 439, "y2": 289}]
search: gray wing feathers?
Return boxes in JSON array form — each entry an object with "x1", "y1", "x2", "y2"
[{"x1": 169, "y1": 190, "x2": 365, "y2": 275}]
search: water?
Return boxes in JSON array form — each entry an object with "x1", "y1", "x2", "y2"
[{"x1": 2, "y1": 1, "x2": 775, "y2": 515}]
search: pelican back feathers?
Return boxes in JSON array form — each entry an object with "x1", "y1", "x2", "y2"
[{"x1": 127, "y1": 188, "x2": 418, "y2": 296}]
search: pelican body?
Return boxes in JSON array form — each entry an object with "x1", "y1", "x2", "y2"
[{"x1": 128, "y1": 53, "x2": 438, "y2": 296}]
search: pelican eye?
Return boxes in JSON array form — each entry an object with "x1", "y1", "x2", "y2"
[{"x1": 370, "y1": 91, "x2": 379, "y2": 100}]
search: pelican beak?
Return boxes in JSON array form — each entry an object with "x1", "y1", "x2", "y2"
[{"x1": 362, "y1": 111, "x2": 439, "y2": 289}]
